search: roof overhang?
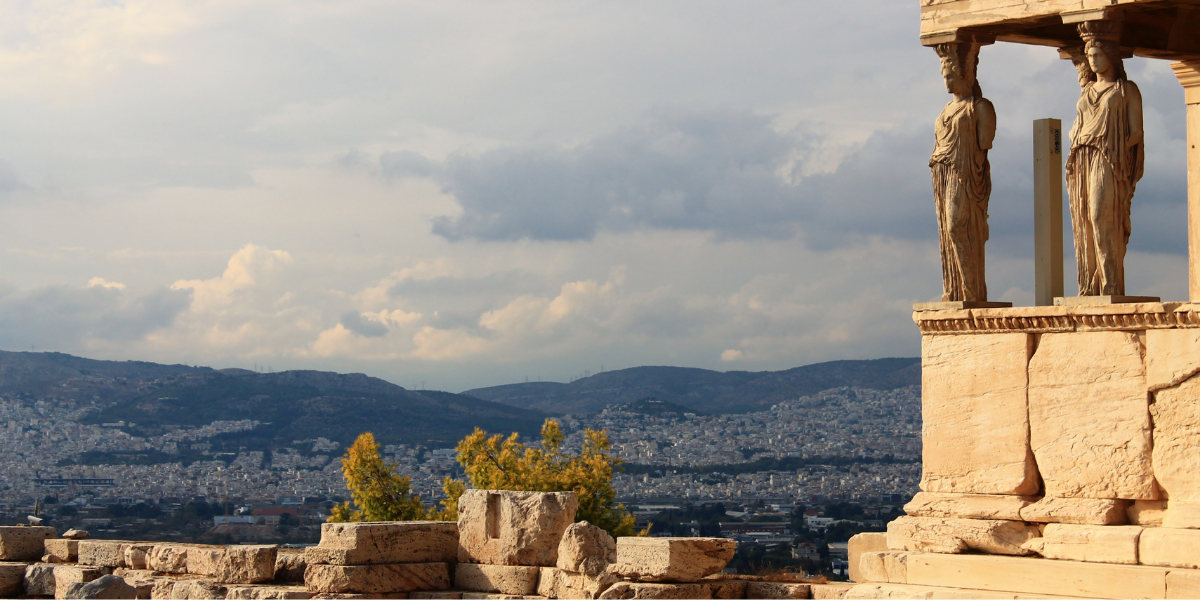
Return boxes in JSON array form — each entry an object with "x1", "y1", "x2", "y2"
[{"x1": 920, "y1": 0, "x2": 1200, "y2": 61}]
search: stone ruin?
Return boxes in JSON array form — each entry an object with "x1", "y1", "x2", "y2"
[
  {"x1": 838, "y1": 0, "x2": 1200, "y2": 598},
  {"x1": 0, "y1": 489, "x2": 855, "y2": 599}
]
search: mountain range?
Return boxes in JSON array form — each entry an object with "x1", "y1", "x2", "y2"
[
  {"x1": 0, "y1": 351, "x2": 920, "y2": 449},
  {"x1": 462, "y1": 357, "x2": 920, "y2": 415}
]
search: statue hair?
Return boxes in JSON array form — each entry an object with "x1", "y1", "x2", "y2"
[
  {"x1": 1077, "y1": 21, "x2": 1127, "y2": 82},
  {"x1": 935, "y1": 42, "x2": 984, "y2": 98}
]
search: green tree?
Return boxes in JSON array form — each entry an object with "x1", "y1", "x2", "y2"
[
  {"x1": 328, "y1": 432, "x2": 428, "y2": 522},
  {"x1": 454, "y1": 419, "x2": 638, "y2": 537}
]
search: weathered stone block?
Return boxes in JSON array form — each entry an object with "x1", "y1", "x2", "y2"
[
  {"x1": 276, "y1": 550, "x2": 307, "y2": 582},
  {"x1": 148, "y1": 545, "x2": 189, "y2": 574},
  {"x1": 597, "y1": 582, "x2": 712, "y2": 599},
  {"x1": 0, "y1": 562, "x2": 26, "y2": 597},
  {"x1": 885, "y1": 516, "x2": 1039, "y2": 556},
  {"x1": 457, "y1": 490, "x2": 578, "y2": 567},
  {"x1": 45, "y1": 539, "x2": 79, "y2": 563},
  {"x1": 312, "y1": 522, "x2": 458, "y2": 565},
  {"x1": 858, "y1": 551, "x2": 906, "y2": 584},
  {"x1": 410, "y1": 593, "x2": 462, "y2": 599},
  {"x1": 810, "y1": 583, "x2": 855, "y2": 599},
  {"x1": 1152, "y1": 374, "x2": 1200, "y2": 507},
  {"x1": 215, "y1": 545, "x2": 276, "y2": 584},
  {"x1": 1139, "y1": 527, "x2": 1200, "y2": 568},
  {"x1": 149, "y1": 578, "x2": 175, "y2": 599},
  {"x1": 610, "y1": 537, "x2": 735, "y2": 583},
  {"x1": 1146, "y1": 328, "x2": 1200, "y2": 391},
  {"x1": 847, "y1": 533, "x2": 887, "y2": 584},
  {"x1": 125, "y1": 544, "x2": 155, "y2": 571},
  {"x1": 78, "y1": 540, "x2": 127, "y2": 568},
  {"x1": 1018, "y1": 497, "x2": 1129, "y2": 525},
  {"x1": 708, "y1": 580, "x2": 747, "y2": 599},
  {"x1": 1168, "y1": 569, "x2": 1200, "y2": 599},
  {"x1": 304, "y1": 563, "x2": 449, "y2": 594},
  {"x1": 112, "y1": 568, "x2": 158, "y2": 599},
  {"x1": 1128, "y1": 500, "x2": 1167, "y2": 526},
  {"x1": 26, "y1": 563, "x2": 59, "y2": 596},
  {"x1": 453, "y1": 563, "x2": 538, "y2": 595},
  {"x1": 52, "y1": 565, "x2": 108, "y2": 599},
  {"x1": 842, "y1": 583, "x2": 1002, "y2": 599},
  {"x1": 536, "y1": 567, "x2": 619, "y2": 599},
  {"x1": 1041, "y1": 524, "x2": 1142, "y2": 564},
  {"x1": 0, "y1": 526, "x2": 56, "y2": 561},
  {"x1": 903, "y1": 492, "x2": 1035, "y2": 521},
  {"x1": 169, "y1": 579, "x2": 226, "y2": 599},
  {"x1": 61, "y1": 574, "x2": 137, "y2": 599},
  {"x1": 904, "y1": 552, "x2": 1167, "y2": 599},
  {"x1": 556, "y1": 521, "x2": 615, "y2": 576},
  {"x1": 225, "y1": 585, "x2": 315, "y2": 599},
  {"x1": 188, "y1": 547, "x2": 225, "y2": 576},
  {"x1": 1165, "y1": 500, "x2": 1200, "y2": 529},
  {"x1": 920, "y1": 334, "x2": 1038, "y2": 495},
  {"x1": 743, "y1": 582, "x2": 811, "y2": 599},
  {"x1": 1028, "y1": 331, "x2": 1156, "y2": 499}
]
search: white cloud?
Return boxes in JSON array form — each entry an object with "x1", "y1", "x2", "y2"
[
  {"x1": 0, "y1": 1, "x2": 1190, "y2": 391},
  {"x1": 87, "y1": 277, "x2": 125, "y2": 289}
]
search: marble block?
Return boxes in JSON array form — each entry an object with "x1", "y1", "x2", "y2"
[
  {"x1": 1027, "y1": 331, "x2": 1156, "y2": 499},
  {"x1": 919, "y1": 333, "x2": 1038, "y2": 495}
]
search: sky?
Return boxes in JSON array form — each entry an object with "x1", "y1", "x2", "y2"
[{"x1": 0, "y1": 1, "x2": 1190, "y2": 392}]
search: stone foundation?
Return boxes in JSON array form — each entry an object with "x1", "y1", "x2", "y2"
[
  {"x1": 11, "y1": 491, "x2": 838, "y2": 599},
  {"x1": 851, "y1": 303, "x2": 1200, "y2": 598}
]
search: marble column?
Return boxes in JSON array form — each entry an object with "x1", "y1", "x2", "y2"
[{"x1": 1173, "y1": 61, "x2": 1200, "y2": 301}]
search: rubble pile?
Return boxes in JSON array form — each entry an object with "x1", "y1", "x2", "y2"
[{"x1": 0, "y1": 490, "x2": 853, "y2": 599}]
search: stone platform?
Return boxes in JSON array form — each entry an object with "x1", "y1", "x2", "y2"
[{"x1": 856, "y1": 302, "x2": 1200, "y2": 598}]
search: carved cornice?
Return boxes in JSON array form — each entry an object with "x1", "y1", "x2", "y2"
[
  {"x1": 1173, "y1": 60, "x2": 1200, "y2": 104},
  {"x1": 914, "y1": 303, "x2": 1200, "y2": 335}
]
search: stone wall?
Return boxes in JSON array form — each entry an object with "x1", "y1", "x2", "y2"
[
  {"x1": 841, "y1": 305, "x2": 1200, "y2": 599},
  {"x1": 0, "y1": 492, "x2": 853, "y2": 599}
]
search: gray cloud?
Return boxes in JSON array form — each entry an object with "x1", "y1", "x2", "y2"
[
  {"x1": 428, "y1": 111, "x2": 815, "y2": 241},
  {"x1": 380, "y1": 150, "x2": 440, "y2": 179},
  {"x1": 339, "y1": 311, "x2": 389, "y2": 338},
  {"x1": 0, "y1": 284, "x2": 190, "y2": 350},
  {"x1": 423, "y1": 103, "x2": 1188, "y2": 262}
]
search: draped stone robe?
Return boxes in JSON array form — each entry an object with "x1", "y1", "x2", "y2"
[
  {"x1": 931, "y1": 97, "x2": 992, "y2": 302},
  {"x1": 1066, "y1": 79, "x2": 1145, "y2": 296}
]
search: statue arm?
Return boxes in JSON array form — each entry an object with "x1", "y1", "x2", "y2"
[
  {"x1": 976, "y1": 98, "x2": 997, "y2": 151},
  {"x1": 1125, "y1": 81, "x2": 1143, "y2": 151}
]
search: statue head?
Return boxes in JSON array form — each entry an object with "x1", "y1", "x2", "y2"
[
  {"x1": 935, "y1": 42, "x2": 983, "y2": 98},
  {"x1": 1077, "y1": 21, "x2": 1127, "y2": 81}
]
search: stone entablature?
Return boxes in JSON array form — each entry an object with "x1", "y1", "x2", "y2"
[{"x1": 913, "y1": 302, "x2": 1200, "y2": 334}]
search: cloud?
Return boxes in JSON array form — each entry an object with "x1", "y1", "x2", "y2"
[
  {"x1": 87, "y1": 277, "x2": 125, "y2": 290},
  {"x1": 0, "y1": 281, "x2": 190, "y2": 350},
  {"x1": 171, "y1": 244, "x2": 293, "y2": 311},
  {"x1": 428, "y1": 111, "x2": 817, "y2": 241},
  {"x1": 339, "y1": 310, "x2": 388, "y2": 338}
]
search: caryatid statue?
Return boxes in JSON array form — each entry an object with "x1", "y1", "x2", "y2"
[
  {"x1": 931, "y1": 42, "x2": 996, "y2": 302},
  {"x1": 1065, "y1": 20, "x2": 1144, "y2": 297}
]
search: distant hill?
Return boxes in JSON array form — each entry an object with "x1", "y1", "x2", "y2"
[
  {"x1": 463, "y1": 358, "x2": 920, "y2": 415},
  {"x1": 0, "y1": 351, "x2": 207, "y2": 401},
  {"x1": 0, "y1": 350, "x2": 547, "y2": 449},
  {"x1": 86, "y1": 369, "x2": 549, "y2": 449}
]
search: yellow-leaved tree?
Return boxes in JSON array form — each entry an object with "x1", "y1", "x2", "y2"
[
  {"x1": 455, "y1": 419, "x2": 638, "y2": 537},
  {"x1": 328, "y1": 420, "x2": 636, "y2": 535},
  {"x1": 328, "y1": 432, "x2": 459, "y2": 522}
]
